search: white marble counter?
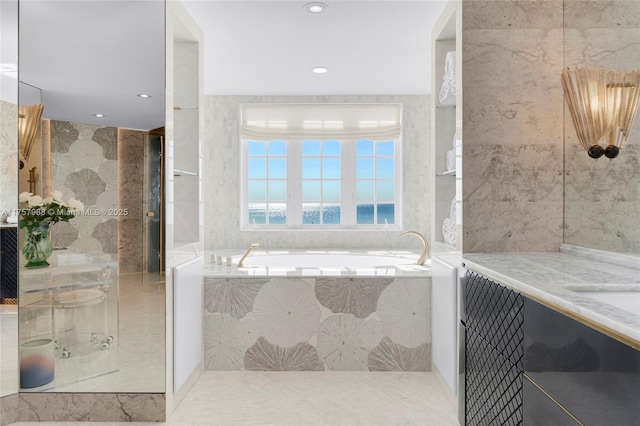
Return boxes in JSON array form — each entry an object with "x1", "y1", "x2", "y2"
[
  {"x1": 203, "y1": 249, "x2": 431, "y2": 278},
  {"x1": 462, "y1": 249, "x2": 640, "y2": 347}
]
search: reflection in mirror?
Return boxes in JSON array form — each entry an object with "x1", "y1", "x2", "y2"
[
  {"x1": 0, "y1": 0, "x2": 19, "y2": 399},
  {"x1": 17, "y1": 0, "x2": 166, "y2": 393},
  {"x1": 18, "y1": 82, "x2": 42, "y2": 197},
  {"x1": 563, "y1": 0, "x2": 640, "y2": 254}
]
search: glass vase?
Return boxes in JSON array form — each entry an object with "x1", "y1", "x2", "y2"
[{"x1": 22, "y1": 223, "x2": 53, "y2": 268}]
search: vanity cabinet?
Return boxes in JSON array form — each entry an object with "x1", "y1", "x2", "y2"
[
  {"x1": 460, "y1": 271, "x2": 525, "y2": 425},
  {"x1": 522, "y1": 377, "x2": 578, "y2": 426},
  {"x1": 525, "y1": 297, "x2": 640, "y2": 425},
  {"x1": 460, "y1": 269, "x2": 640, "y2": 426},
  {"x1": 0, "y1": 227, "x2": 18, "y2": 302}
]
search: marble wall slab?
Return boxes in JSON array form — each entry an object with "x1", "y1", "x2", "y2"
[
  {"x1": 48, "y1": 120, "x2": 118, "y2": 256},
  {"x1": 461, "y1": 0, "x2": 565, "y2": 253},
  {"x1": 204, "y1": 95, "x2": 430, "y2": 250},
  {"x1": 203, "y1": 276, "x2": 431, "y2": 372},
  {"x1": 118, "y1": 129, "x2": 144, "y2": 273},
  {"x1": 0, "y1": 394, "x2": 18, "y2": 426},
  {"x1": 563, "y1": 0, "x2": 640, "y2": 253},
  {"x1": 17, "y1": 392, "x2": 165, "y2": 422},
  {"x1": 0, "y1": 100, "x2": 18, "y2": 215}
]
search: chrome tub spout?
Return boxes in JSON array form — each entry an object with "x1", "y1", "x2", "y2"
[
  {"x1": 237, "y1": 243, "x2": 260, "y2": 267},
  {"x1": 400, "y1": 231, "x2": 430, "y2": 265}
]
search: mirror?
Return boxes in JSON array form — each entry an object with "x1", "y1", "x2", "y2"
[
  {"x1": 0, "y1": 0, "x2": 19, "y2": 399},
  {"x1": 16, "y1": 0, "x2": 166, "y2": 393},
  {"x1": 563, "y1": 0, "x2": 640, "y2": 254}
]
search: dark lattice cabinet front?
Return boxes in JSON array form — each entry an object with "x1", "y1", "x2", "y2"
[
  {"x1": 461, "y1": 270, "x2": 526, "y2": 426},
  {"x1": 461, "y1": 270, "x2": 639, "y2": 425},
  {"x1": 0, "y1": 227, "x2": 18, "y2": 302}
]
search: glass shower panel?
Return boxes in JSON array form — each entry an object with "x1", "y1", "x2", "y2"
[{"x1": 144, "y1": 132, "x2": 164, "y2": 278}]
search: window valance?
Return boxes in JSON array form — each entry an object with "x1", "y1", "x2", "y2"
[{"x1": 240, "y1": 103, "x2": 402, "y2": 141}]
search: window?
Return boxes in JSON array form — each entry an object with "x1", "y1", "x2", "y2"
[
  {"x1": 355, "y1": 140, "x2": 396, "y2": 225},
  {"x1": 240, "y1": 104, "x2": 402, "y2": 229},
  {"x1": 301, "y1": 140, "x2": 341, "y2": 225},
  {"x1": 247, "y1": 140, "x2": 287, "y2": 225}
]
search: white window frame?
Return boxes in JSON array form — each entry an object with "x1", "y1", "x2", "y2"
[{"x1": 240, "y1": 137, "x2": 403, "y2": 231}]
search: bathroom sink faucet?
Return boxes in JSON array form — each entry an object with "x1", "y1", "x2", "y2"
[
  {"x1": 237, "y1": 243, "x2": 260, "y2": 267},
  {"x1": 400, "y1": 231, "x2": 430, "y2": 265}
]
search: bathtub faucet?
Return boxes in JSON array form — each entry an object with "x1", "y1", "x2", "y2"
[
  {"x1": 237, "y1": 243, "x2": 260, "y2": 267},
  {"x1": 400, "y1": 231, "x2": 430, "y2": 265}
]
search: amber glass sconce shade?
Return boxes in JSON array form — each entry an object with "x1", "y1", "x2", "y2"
[
  {"x1": 18, "y1": 103, "x2": 44, "y2": 162},
  {"x1": 561, "y1": 67, "x2": 640, "y2": 159}
]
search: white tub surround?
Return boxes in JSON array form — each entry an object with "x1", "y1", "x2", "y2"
[
  {"x1": 203, "y1": 250, "x2": 431, "y2": 372},
  {"x1": 204, "y1": 249, "x2": 431, "y2": 278},
  {"x1": 462, "y1": 248, "x2": 640, "y2": 349}
]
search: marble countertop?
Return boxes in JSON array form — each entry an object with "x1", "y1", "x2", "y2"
[
  {"x1": 462, "y1": 247, "x2": 640, "y2": 347},
  {"x1": 203, "y1": 249, "x2": 431, "y2": 278}
]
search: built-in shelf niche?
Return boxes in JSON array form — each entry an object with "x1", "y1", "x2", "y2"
[
  {"x1": 431, "y1": 0, "x2": 461, "y2": 252},
  {"x1": 171, "y1": 10, "x2": 201, "y2": 249},
  {"x1": 173, "y1": 169, "x2": 198, "y2": 177},
  {"x1": 437, "y1": 169, "x2": 456, "y2": 177}
]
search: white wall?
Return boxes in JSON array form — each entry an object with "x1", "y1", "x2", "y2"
[{"x1": 204, "y1": 94, "x2": 431, "y2": 250}]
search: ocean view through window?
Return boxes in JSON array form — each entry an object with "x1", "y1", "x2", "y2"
[{"x1": 240, "y1": 104, "x2": 403, "y2": 230}]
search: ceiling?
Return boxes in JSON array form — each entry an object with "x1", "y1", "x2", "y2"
[
  {"x1": 19, "y1": 0, "x2": 166, "y2": 131},
  {"x1": 182, "y1": 1, "x2": 446, "y2": 96},
  {"x1": 18, "y1": 0, "x2": 446, "y2": 131}
]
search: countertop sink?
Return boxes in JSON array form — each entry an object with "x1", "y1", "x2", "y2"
[{"x1": 573, "y1": 290, "x2": 640, "y2": 316}]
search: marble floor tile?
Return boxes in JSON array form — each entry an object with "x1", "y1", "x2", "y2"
[
  {"x1": 1, "y1": 305, "x2": 18, "y2": 396},
  {"x1": 13, "y1": 370, "x2": 458, "y2": 426},
  {"x1": 9, "y1": 271, "x2": 458, "y2": 426},
  {"x1": 17, "y1": 272, "x2": 165, "y2": 394}
]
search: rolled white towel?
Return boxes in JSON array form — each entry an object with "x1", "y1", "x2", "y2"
[
  {"x1": 449, "y1": 197, "x2": 457, "y2": 222},
  {"x1": 439, "y1": 78, "x2": 449, "y2": 103},
  {"x1": 445, "y1": 149, "x2": 455, "y2": 171},
  {"x1": 445, "y1": 51, "x2": 456, "y2": 80},
  {"x1": 448, "y1": 74, "x2": 456, "y2": 93},
  {"x1": 439, "y1": 79, "x2": 456, "y2": 105},
  {"x1": 442, "y1": 218, "x2": 456, "y2": 245}
]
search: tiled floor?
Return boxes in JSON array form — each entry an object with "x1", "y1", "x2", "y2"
[
  {"x1": 57, "y1": 271, "x2": 166, "y2": 392},
  {"x1": 1, "y1": 304, "x2": 18, "y2": 395},
  {"x1": 3, "y1": 272, "x2": 165, "y2": 394},
  {"x1": 15, "y1": 370, "x2": 459, "y2": 426},
  {"x1": 6, "y1": 270, "x2": 459, "y2": 425}
]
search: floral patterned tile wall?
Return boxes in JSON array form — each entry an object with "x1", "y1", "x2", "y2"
[
  {"x1": 48, "y1": 120, "x2": 118, "y2": 254},
  {"x1": 204, "y1": 277, "x2": 432, "y2": 371}
]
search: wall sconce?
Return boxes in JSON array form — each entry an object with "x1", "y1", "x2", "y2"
[
  {"x1": 18, "y1": 104, "x2": 44, "y2": 167},
  {"x1": 561, "y1": 67, "x2": 640, "y2": 159}
]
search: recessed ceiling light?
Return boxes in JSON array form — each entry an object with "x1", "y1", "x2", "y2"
[
  {"x1": 137, "y1": 93, "x2": 152, "y2": 98},
  {"x1": 93, "y1": 113, "x2": 106, "y2": 118},
  {"x1": 304, "y1": 2, "x2": 328, "y2": 14},
  {"x1": 312, "y1": 67, "x2": 329, "y2": 74}
]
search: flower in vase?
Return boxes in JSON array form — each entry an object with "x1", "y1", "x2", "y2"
[
  {"x1": 19, "y1": 191, "x2": 32, "y2": 203},
  {"x1": 27, "y1": 195, "x2": 43, "y2": 207},
  {"x1": 19, "y1": 191, "x2": 84, "y2": 267},
  {"x1": 51, "y1": 190, "x2": 64, "y2": 202},
  {"x1": 19, "y1": 190, "x2": 83, "y2": 231}
]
